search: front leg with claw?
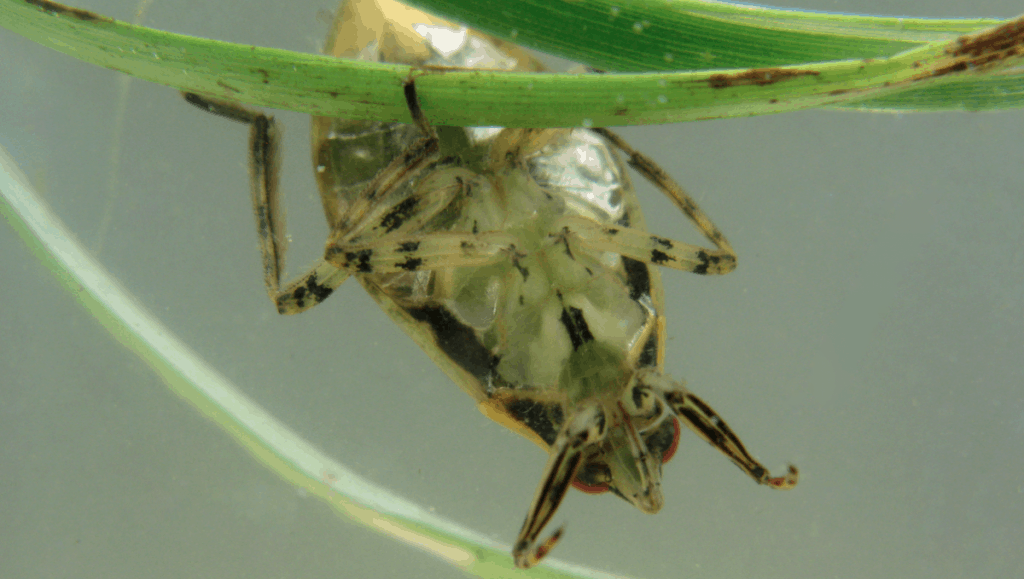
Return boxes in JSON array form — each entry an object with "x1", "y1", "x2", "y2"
[{"x1": 513, "y1": 402, "x2": 608, "y2": 568}]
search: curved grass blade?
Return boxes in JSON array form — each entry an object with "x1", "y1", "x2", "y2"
[
  {"x1": 3, "y1": 0, "x2": 1024, "y2": 126},
  {"x1": 0, "y1": 144, "x2": 639, "y2": 579}
]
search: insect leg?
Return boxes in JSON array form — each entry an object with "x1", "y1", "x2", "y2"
[
  {"x1": 326, "y1": 230, "x2": 519, "y2": 274},
  {"x1": 591, "y1": 128, "x2": 738, "y2": 271},
  {"x1": 651, "y1": 377, "x2": 798, "y2": 489},
  {"x1": 514, "y1": 403, "x2": 607, "y2": 569},
  {"x1": 558, "y1": 215, "x2": 736, "y2": 275},
  {"x1": 184, "y1": 84, "x2": 451, "y2": 314},
  {"x1": 183, "y1": 92, "x2": 350, "y2": 314}
]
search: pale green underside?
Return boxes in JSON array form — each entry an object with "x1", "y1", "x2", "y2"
[{"x1": 3, "y1": 0, "x2": 1024, "y2": 128}]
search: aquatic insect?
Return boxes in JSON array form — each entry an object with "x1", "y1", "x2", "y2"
[{"x1": 185, "y1": 0, "x2": 798, "y2": 568}]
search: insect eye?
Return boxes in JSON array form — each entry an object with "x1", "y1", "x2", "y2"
[
  {"x1": 571, "y1": 479, "x2": 610, "y2": 494},
  {"x1": 640, "y1": 415, "x2": 681, "y2": 465},
  {"x1": 660, "y1": 417, "x2": 681, "y2": 464},
  {"x1": 572, "y1": 462, "x2": 611, "y2": 494}
]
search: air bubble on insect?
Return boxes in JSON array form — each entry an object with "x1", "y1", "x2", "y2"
[
  {"x1": 316, "y1": 165, "x2": 326, "y2": 173},
  {"x1": 664, "y1": 53, "x2": 674, "y2": 63},
  {"x1": 509, "y1": 29, "x2": 518, "y2": 39},
  {"x1": 616, "y1": 94, "x2": 626, "y2": 104},
  {"x1": 657, "y1": 78, "x2": 667, "y2": 88},
  {"x1": 526, "y1": 81, "x2": 534, "y2": 90},
  {"x1": 657, "y1": 95, "x2": 668, "y2": 104},
  {"x1": 581, "y1": 118, "x2": 594, "y2": 128},
  {"x1": 610, "y1": 6, "x2": 620, "y2": 18},
  {"x1": 632, "y1": 22, "x2": 644, "y2": 33}
]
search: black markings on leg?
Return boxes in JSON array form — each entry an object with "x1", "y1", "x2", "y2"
[
  {"x1": 288, "y1": 275, "x2": 335, "y2": 312},
  {"x1": 396, "y1": 257, "x2": 424, "y2": 271},
  {"x1": 676, "y1": 405, "x2": 727, "y2": 448},
  {"x1": 666, "y1": 389, "x2": 797, "y2": 488},
  {"x1": 694, "y1": 251, "x2": 730, "y2": 275},
  {"x1": 650, "y1": 249, "x2": 673, "y2": 265},
  {"x1": 592, "y1": 127, "x2": 737, "y2": 272},
  {"x1": 649, "y1": 236, "x2": 674, "y2": 266},
  {"x1": 380, "y1": 196, "x2": 420, "y2": 233},
  {"x1": 345, "y1": 249, "x2": 374, "y2": 273},
  {"x1": 694, "y1": 250, "x2": 710, "y2": 275},
  {"x1": 651, "y1": 235, "x2": 672, "y2": 249}
]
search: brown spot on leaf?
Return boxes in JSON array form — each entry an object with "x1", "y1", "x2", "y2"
[
  {"x1": 25, "y1": 0, "x2": 108, "y2": 22},
  {"x1": 708, "y1": 67, "x2": 819, "y2": 89},
  {"x1": 923, "y1": 15, "x2": 1024, "y2": 80},
  {"x1": 950, "y1": 17, "x2": 1024, "y2": 60}
]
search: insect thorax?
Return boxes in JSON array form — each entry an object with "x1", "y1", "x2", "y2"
[{"x1": 313, "y1": 0, "x2": 668, "y2": 452}]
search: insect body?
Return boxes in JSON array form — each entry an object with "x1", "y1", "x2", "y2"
[{"x1": 186, "y1": 0, "x2": 797, "y2": 568}]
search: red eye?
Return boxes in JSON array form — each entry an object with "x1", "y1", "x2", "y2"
[
  {"x1": 660, "y1": 417, "x2": 681, "y2": 464},
  {"x1": 572, "y1": 479, "x2": 609, "y2": 494}
]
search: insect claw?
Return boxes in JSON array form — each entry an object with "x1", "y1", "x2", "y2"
[
  {"x1": 763, "y1": 464, "x2": 799, "y2": 489},
  {"x1": 514, "y1": 525, "x2": 565, "y2": 569}
]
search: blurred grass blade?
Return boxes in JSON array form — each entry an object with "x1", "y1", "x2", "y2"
[
  {"x1": 0, "y1": 144, "x2": 634, "y2": 579},
  {"x1": 3, "y1": 0, "x2": 1024, "y2": 125}
]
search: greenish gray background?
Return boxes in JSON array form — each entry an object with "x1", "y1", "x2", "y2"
[{"x1": 2, "y1": 0, "x2": 1023, "y2": 578}]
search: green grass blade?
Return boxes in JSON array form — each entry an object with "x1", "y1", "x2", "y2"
[
  {"x1": 3, "y1": 0, "x2": 1024, "y2": 126},
  {"x1": 404, "y1": 0, "x2": 1002, "y2": 72},
  {"x1": 0, "y1": 143, "x2": 643, "y2": 579}
]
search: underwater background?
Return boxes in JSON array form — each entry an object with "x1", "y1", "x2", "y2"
[{"x1": 2, "y1": 0, "x2": 1023, "y2": 577}]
